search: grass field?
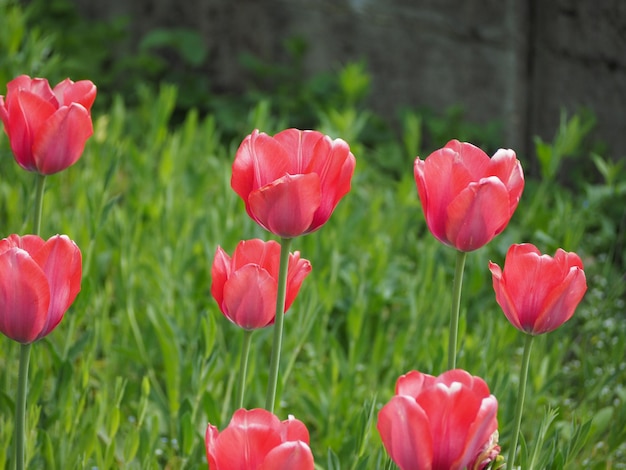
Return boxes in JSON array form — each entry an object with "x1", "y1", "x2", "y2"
[{"x1": 1, "y1": 82, "x2": 625, "y2": 469}]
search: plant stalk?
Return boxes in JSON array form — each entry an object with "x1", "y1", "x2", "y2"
[
  {"x1": 448, "y1": 250, "x2": 467, "y2": 370},
  {"x1": 507, "y1": 333, "x2": 534, "y2": 470},
  {"x1": 15, "y1": 343, "x2": 32, "y2": 470},
  {"x1": 236, "y1": 330, "x2": 253, "y2": 410},
  {"x1": 265, "y1": 237, "x2": 293, "y2": 413}
]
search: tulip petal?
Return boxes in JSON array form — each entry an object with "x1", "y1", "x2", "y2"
[
  {"x1": 446, "y1": 176, "x2": 510, "y2": 251},
  {"x1": 489, "y1": 148, "x2": 524, "y2": 212},
  {"x1": 260, "y1": 441, "x2": 315, "y2": 470},
  {"x1": 211, "y1": 246, "x2": 233, "y2": 311},
  {"x1": 231, "y1": 239, "x2": 280, "y2": 276},
  {"x1": 0, "y1": 248, "x2": 50, "y2": 343},
  {"x1": 205, "y1": 424, "x2": 219, "y2": 470},
  {"x1": 248, "y1": 173, "x2": 321, "y2": 238},
  {"x1": 213, "y1": 409, "x2": 283, "y2": 470},
  {"x1": 53, "y1": 79, "x2": 97, "y2": 111},
  {"x1": 377, "y1": 395, "x2": 433, "y2": 470},
  {"x1": 273, "y1": 128, "x2": 324, "y2": 173},
  {"x1": 5, "y1": 90, "x2": 57, "y2": 170},
  {"x1": 231, "y1": 130, "x2": 291, "y2": 203},
  {"x1": 32, "y1": 235, "x2": 82, "y2": 339},
  {"x1": 533, "y1": 266, "x2": 587, "y2": 334},
  {"x1": 395, "y1": 370, "x2": 434, "y2": 397},
  {"x1": 223, "y1": 264, "x2": 277, "y2": 329},
  {"x1": 33, "y1": 103, "x2": 93, "y2": 174},
  {"x1": 281, "y1": 415, "x2": 311, "y2": 444},
  {"x1": 284, "y1": 252, "x2": 312, "y2": 311},
  {"x1": 453, "y1": 394, "x2": 498, "y2": 469}
]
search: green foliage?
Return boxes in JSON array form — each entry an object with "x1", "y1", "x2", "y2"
[{"x1": 1, "y1": 4, "x2": 625, "y2": 469}]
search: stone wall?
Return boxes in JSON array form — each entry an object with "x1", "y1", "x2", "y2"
[{"x1": 70, "y1": 0, "x2": 626, "y2": 161}]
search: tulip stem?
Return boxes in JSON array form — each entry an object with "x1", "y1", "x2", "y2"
[
  {"x1": 507, "y1": 333, "x2": 534, "y2": 470},
  {"x1": 448, "y1": 250, "x2": 467, "y2": 370},
  {"x1": 15, "y1": 342, "x2": 32, "y2": 470},
  {"x1": 33, "y1": 174, "x2": 46, "y2": 236},
  {"x1": 236, "y1": 330, "x2": 253, "y2": 410},
  {"x1": 265, "y1": 237, "x2": 293, "y2": 413}
]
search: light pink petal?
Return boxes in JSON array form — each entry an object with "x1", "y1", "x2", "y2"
[
  {"x1": 0, "y1": 248, "x2": 50, "y2": 343},
  {"x1": 281, "y1": 415, "x2": 311, "y2": 444},
  {"x1": 32, "y1": 235, "x2": 82, "y2": 339},
  {"x1": 259, "y1": 441, "x2": 315, "y2": 470},
  {"x1": 248, "y1": 173, "x2": 321, "y2": 238},
  {"x1": 444, "y1": 140, "x2": 491, "y2": 180},
  {"x1": 231, "y1": 130, "x2": 291, "y2": 206},
  {"x1": 395, "y1": 370, "x2": 435, "y2": 397},
  {"x1": 205, "y1": 424, "x2": 219, "y2": 470},
  {"x1": 6, "y1": 75, "x2": 56, "y2": 105},
  {"x1": 273, "y1": 128, "x2": 324, "y2": 173},
  {"x1": 210, "y1": 246, "x2": 232, "y2": 311},
  {"x1": 5, "y1": 90, "x2": 57, "y2": 170},
  {"x1": 489, "y1": 148, "x2": 524, "y2": 212},
  {"x1": 222, "y1": 265, "x2": 277, "y2": 329},
  {"x1": 231, "y1": 239, "x2": 281, "y2": 276},
  {"x1": 532, "y1": 266, "x2": 587, "y2": 334},
  {"x1": 417, "y1": 382, "x2": 483, "y2": 469},
  {"x1": 454, "y1": 394, "x2": 499, "y2": 469},
  {"x1": 53, "y1": 78, "x2": 97, "y2": 111},
  {"x1": 284, "y1": 252, "x2": 312, "y2": 311},
  {"x1": 445, "y1": 176, "x2": 510, "y2": 251},
  {"x1": 213, "y1": 421, "x2": 282, "y2": 470},
  {"x1": 377, "y1": 395, "x2": 433, "y2": 470},
  {"x1": 33, "y1": 103, "x2": 93, "y2": 174}
]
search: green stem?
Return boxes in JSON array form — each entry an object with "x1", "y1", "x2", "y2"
[
  {"x1": 507, "y1": 334, "x2": 534, "y2": 470},
  {"x1": 236, "y1": 330, "x2": 253, "y2": 410},
  {"x1": 15, "y1": 343, "x2": 32, "y2": 470},
  {"x1": 265, "y1": 237, "x2": 293, "y2": 413},
  {"x1": 33, "y1": 174, "x2": 46, "y2": 236},
  {"x1": 448, "y1": 250, "x2": 467, "y2": 370}
]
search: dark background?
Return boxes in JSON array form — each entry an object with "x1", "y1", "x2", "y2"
[{"x1": 68, "y1": 0, "x2": 626, "y2": 160}]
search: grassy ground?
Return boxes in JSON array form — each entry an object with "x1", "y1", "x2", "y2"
[{"x1": 1, "y1": 84, "x2": 625, "y2": 469}]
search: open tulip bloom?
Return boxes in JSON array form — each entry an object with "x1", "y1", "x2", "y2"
[
  {"x1": 377, "y1": 369, "x2": 500, "y2": 470},
  {"x1": 414, "y1": 140, "x2": 524, "y2": 252},
  {"x1": 0, "y1": 75, "x2": 96, "y2": 175},
  {"x1": 205, "y1": 408, "x2": 315, "y2": 469},
  {"x1": 231, "y1": 128, "x2": 356, "y2": 238},
  {"x1": 0, "y1": 234, "x2": 82, "y2": 344}
]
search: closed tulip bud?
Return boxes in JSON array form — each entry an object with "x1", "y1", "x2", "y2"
[
  {"x1": 489, "y1": 243, "x2": 587, "y2": 335},
  {"x1": 0, "y1": 234, "x2": 82, "y2": 343},
  {"x1": 211, "y1": 239, "x2": 311, "y2": 330},
  {"x1": 0, "y1": 75, "x2": 96, "y2": 175}
]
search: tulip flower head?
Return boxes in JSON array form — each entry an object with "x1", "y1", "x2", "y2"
[
  {"x1": 211, "y1": 239, "x2": 311, "y2": 330},
  {"x1": 0, "y1": 75, "x2": 96, "y2": 174},
  {"x1": 231, "y1": 128, "x2": 356, "y2": 238},
  {"x1": 377, "y1": 369, "x2": 500, "y2": 470},
  {"x1": 489, "y1": 243, "x2": 587, "y2": 335},
  {"x1": 414, "y1": 140, "x2": 524, "y2": 251},
  {"x1": 205, "y1": 408, "x2": 315, "y2": 470},
  {"x1": 0, "y1": 234, "x2": 82, "y2": 343}
]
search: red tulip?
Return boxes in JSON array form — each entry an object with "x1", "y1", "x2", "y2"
[
  {"x1": 0, "y1": 75, "x2": 96, "y2": 175},
  {"x1": 205, "y1": 408, "x2": 314, "y2": 470},
  {"x1": 489, "y1": 243, "x2": 587, "y2": 335},
  {"x1": 0, "y1": 234, "x2": 82, "y2": 343},
  {"x1": 414, "y1": 140, "x2": 524, "y2": 251},
  {"x1": 231, "y1": 128, "x2": 356, "y2": 238},
  {"x1": 211, "y1": 239, "x2": 311, "y2": 330},
  {"x1": 377, "y1": 369, "x2": 500, "y2": 470}
]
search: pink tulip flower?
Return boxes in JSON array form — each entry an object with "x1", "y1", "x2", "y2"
[
  {"x1": 489, "y1": 243, "x2": 587, "y2": 335},
  {"x1": 231, "y1": 128, "x2": 356, "y2": 238},
  {"x1": 211, "y1": 239, "x2": 311, "y2": 330},
  {"x1": 0, "y1": 75, "x2": 96, "y2": 174},
  {"x1": 414, "y1": 140, "x2": 524, "y2": 251},
  {"x1": 0, "y1": 234, "x2": 82, "y2": 343},
  {"x1": 205, "y1": 408, "x2": 314, "y2": 470},
  {"x1": 377, "y1": 369, "x2": 500, "y2": 470}
]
